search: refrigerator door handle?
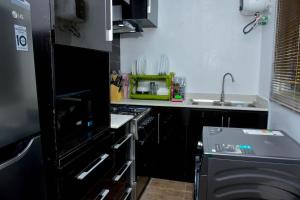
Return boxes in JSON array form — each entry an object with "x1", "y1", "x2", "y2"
[{"x1": 0, "y1": 138, "x2": 34, "y2": 171}]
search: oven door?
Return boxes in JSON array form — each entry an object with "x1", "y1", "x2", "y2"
[
  {"x1": 55, "y1": 90, "x2": 109, "y2": 159},
  {"x1": 194, "y1": 155, "x2": 201, "y2": 200},
  {"x1": 135, "y1": 116, "x2": 157, "y2": 199}
]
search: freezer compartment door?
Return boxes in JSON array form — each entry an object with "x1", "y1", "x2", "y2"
[
  {"x1": 0, "y1": 0, "x2": 40, "y2": 148},
  {"x1": 0, "y1": 136, "x2": 44, "y2": 200}
]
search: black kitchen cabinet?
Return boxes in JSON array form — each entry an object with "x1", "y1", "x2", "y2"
[
  {"x1": 202, "y1": 110, "x2": 268, "y2": 129},
  {"x1": 114, "y1": 0, "x2": 158, "y2": 28},
  {"x1": 226, "y1": 110, "x2": 268, "y2": 129},
  {"x1": 148, "y1": 107, "x2": 268, "y2": 183},
  {"x1": 147, "y1": 108, "x2": 188, "y2": 182},
  {"x1": 29, "y1": 0, "x2": 111, "y2": 198},
  {"x1": 53, "y1": 0, "x2": 113, "y2": 52},
  {"x1": 109, "y1": 125, "x2": 134, "y2": 200}
]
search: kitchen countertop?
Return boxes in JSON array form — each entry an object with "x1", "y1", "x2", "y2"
[
  {"x1": 110, "y1": 114, "x2": 134, "y2": 129},
  {"x1": 111, "y1": 93, "x2": 269, "y2": 112}
]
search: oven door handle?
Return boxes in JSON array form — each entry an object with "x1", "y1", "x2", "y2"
[
  {"x1": 76, "y1": 154, "x2": 109, "y2": 180},
  {"x1": 112, "y1": 134, "x2": 133, "y2": 150},
  {"x1": 194, "y1": 155, "x2": 202, "y2": 200},
  {"x1": 95, "y1": 189, "x2": 110, "y2": 200},
  {"x1": 113, "y1": 161, "x2": 132, "y2": 181}
]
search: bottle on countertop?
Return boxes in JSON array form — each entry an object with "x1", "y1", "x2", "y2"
[{"x1": 171, "y1": 77, "x2": 186, "y2": 102}]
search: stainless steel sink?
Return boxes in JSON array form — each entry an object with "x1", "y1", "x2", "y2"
[
  {"x1": 191, "y1": 99, "x2": 256, "y2": 108},
  {"x1": 191, "y1": 99, "x2": 215, "y2": 104},
  {"x1": 212, "y1": 101, "x2": 256, "y2": 108}
]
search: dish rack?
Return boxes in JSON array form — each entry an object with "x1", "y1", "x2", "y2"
[{"x1": 129, "y1": 73, "x2": 174, "y2": 100}]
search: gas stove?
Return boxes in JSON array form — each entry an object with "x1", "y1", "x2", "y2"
[
  {"x1": 110, "y1": 105, "x2": 150, "y2": 117},
  {"x1": 110, "y1": 105, "x2": 152, "y2": 140},
  {"x1": 111, "y1": 104, "x2": 156, "y2": 200}
]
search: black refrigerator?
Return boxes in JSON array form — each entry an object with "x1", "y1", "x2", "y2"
[{"x1": 0, "y1": 0, "x2": 44, "y2": 199}]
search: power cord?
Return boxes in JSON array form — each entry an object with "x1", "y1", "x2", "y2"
[{"x1": 243, "y1": 12, "x2": 262, "y2": 34}]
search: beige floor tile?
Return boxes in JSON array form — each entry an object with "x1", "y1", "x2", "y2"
[
  {"x1": 185, "y1": 183, "x2": 194, "y2": 193},
  {"x1": 145, "y1": 186, "x2": 186, "y2": 198},
  {"x1": 141, "y1": 193, "x2": 182, "y2": 200},
  {"x1": 149, "y1": 178, "x2": 186, "y2": 191},
  {"x1": 184, "y1": 192, "x2": 193, "y2": 200},
  {"x1": 140, "y1": 178, "x2": 194, "y2": 200}
]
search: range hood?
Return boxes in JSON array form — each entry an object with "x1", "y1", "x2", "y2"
[
  {"x1": 113, "y1": 0, "x2": 157, "y2": 34},
  {"x1": 113, "y1": 19, "x2": 143, "y2": 33}
]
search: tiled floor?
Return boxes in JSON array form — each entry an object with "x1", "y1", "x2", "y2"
[{"x1": 140, "y1": 178, "x2": 194, "y2": 200}]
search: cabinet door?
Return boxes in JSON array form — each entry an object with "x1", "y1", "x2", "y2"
[
  {"x1": 202, "y1": 110, "x2": 226, "y2": 128},
  {"x1": 154, "y1": 108, "x2": 186, "y2": 181},
  {"x1": 122, "y1": 0, "x2": 158, "y2": 27},
  {"x1": 55, "y1": 0, "x2": 112, "y2": 52},
  {"x1": 202, "y1": 110, "x2": 268, "y2": 129},
  {"x1": 147, "y1": 0, "x2": 158, "y2": 27},
  {"x1": 227, "y1": 111, "x2": 268, "y2": 129}
]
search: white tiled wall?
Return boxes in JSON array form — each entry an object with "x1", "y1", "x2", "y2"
[{"x1": 120, "y1": 0, "x2": 263, "y2": 94}]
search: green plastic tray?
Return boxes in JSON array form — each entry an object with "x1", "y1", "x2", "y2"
[{"x1": 129, "y1": 73, "x2": 174, "y2": 101}]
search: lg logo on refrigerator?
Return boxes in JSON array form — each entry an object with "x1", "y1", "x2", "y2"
[{"x1": 14, "y1": 24, "x2": 28, "y2": 51}]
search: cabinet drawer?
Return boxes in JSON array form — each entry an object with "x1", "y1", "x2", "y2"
[
  {"x1": 83, "y1": 161, "x2": 132, "y2": 200},
  {"x1": 119, "y1": 187, "x2": 133, "y2": 200},
  {"x1": 112, "y1": 160, "x2": 132, "y2": 184},
  {"x1": 59, "y1": 133, "x2": 114, "y2": 200},
  {"x1": 112, "y1": 134, "x2": 132, "y2": 170},
  {"x1": 84, "y1": 184, "x2": 132, "y2": 200}
]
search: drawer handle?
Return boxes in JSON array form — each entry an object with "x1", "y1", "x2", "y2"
[
  {"x1": 113, "y1": 161, "x2": 132, "y2": 181},
  {"x1": 76, "y1": 154, "x2": 109, "y2": 180},
  {"x1": 112, "y1": 134, "x2": 133, "y2": 150},
  {"x1": 121, "y1": 188, "x2": 132, "y2": 200},
  {"x1": 95, "y1": 189, "x2": 109, "y2": 200}
]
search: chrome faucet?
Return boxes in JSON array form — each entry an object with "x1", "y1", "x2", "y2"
[{"x1": 220, "y1": 73, "x2": 235, "y2": 103}]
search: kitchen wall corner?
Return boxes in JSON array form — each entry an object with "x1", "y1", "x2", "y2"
[
  {"x1": 261, "y1": 0, "x2": 300, "y2": 143},
  {"x1": 258, "y1": 0, "x2": 277, "y2": 100}
]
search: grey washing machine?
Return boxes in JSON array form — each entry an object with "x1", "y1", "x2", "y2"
[{"x1": 196, "y1": 127, "x2": 300, "y2": 200}]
